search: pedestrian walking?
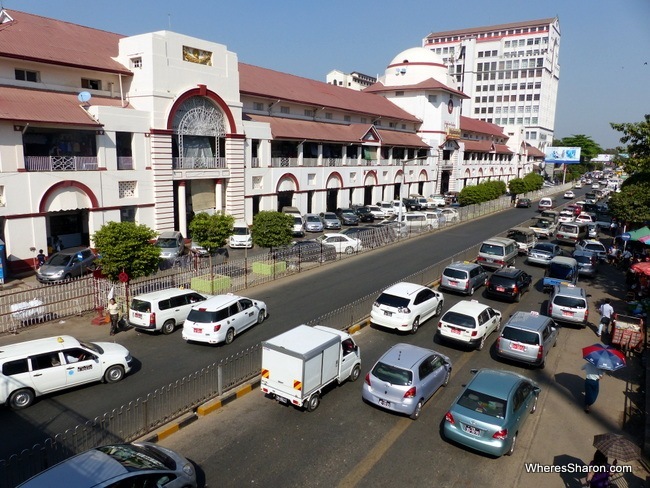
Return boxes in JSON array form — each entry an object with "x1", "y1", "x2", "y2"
[
  {"x1": 107, "y1": 298, "x2": 120, "y2": 336},
  {"x1": 585, "y1": 449, "x2": 612, "y2": 487},
  {"x1": 36, "y1": 249, "x2": 46, "y2": 268},
  {"x1": 582, "y1": 362, "x2": 604, "y2": 413},
  {"x1": 597, "y1": 298, "x2": 614, "y2": 337}
]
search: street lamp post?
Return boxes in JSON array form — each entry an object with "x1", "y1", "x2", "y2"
[{"x1": 397, "y1": 155, "x2": 429, "y2": 236}]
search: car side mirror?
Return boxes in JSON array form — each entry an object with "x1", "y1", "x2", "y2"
[{"x1": 533, "y1": 386, "x2": 541, "y2": 395}]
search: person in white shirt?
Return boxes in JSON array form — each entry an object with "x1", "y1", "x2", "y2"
[
  {"x1": 107, "y1": 298, "x2": 120, "y2": 336},
  {"x1": 597, "y1": 298, "x2": 614, "y2": 337}
]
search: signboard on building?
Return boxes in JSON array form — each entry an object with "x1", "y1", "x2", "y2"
[
  {"x1": 544, "y1": 146, "x2": 581, "y2": 164},
  {"x1": 446, "y1": 127, "x2": 461, "y2": 139}
]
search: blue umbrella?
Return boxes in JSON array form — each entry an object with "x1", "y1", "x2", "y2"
[{"x1": 582, "y1": 343, "x2": 626, "y2": 371}]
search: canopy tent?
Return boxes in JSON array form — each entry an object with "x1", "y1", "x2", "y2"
[
  {"x1": 630, "y1": 262, "x2": 650, "y2": 277},
  {"x1": 627, "y1": 226, "x2": 650, "y2": 241}
]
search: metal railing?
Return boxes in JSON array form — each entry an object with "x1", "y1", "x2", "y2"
[
  {"x1": 171, "y1": 157, "x2": 226, "y2": 169},
  {"x1": 24, "y1": 156, "x2": 99, "y2": 171}
]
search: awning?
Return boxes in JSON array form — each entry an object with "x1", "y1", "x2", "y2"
[
  {"x1": 630, "y1": 262, "x2": 650, "y2": 276},
  {"x1": 627, "y1": 226, "x2": 650, "y2": 241}
]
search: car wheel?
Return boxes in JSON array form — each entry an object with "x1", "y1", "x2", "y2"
[
  {"x1": 514, "y1": 292, "x2": 521, "y2": 303},
  {"x1": 104, "y1": 365, "x2": 125, "y2": 384},
  {"x1": 225, "y1": 328, "x2": 235, "y2": 345},
  {"x1": 344, "y1": 246, "x2": 354, "y2": 254},
  {"x1": 553, "y1": 338, "x2": 557, "y2": 347},
  {"x1": 411, "y1": 317, "x2": 420, "y2": 334},
  {"x1": 410, "y1": 399, "x2": 423, "y2": 420},
  {"x1": 257, "y1": 309, "x2": 266, "y2": 324},
  {"x1": 530, "y1": 395, "x2": 538, "y2": 414},
  {"x1": 9, "y1": 389, "x2": 34, "y2": 409},
  {"x1": 162, "y1": 320, "x2": 175, "y2": 335},
  {"x1": 443, "y1": 368, "x2": 451, "y2": 387},
  {"x1": 468, "y1": 286, "x2": 475, "y2": 296},
  {"x1": 435, "y1": 302, "x2": 443, "y2": 316},
  {"x1": 306, "y1": 393, "x2": 320, "y2": 412},
  {"x1": 64, "y1": 273, "x2": 72, "y2": 281},
  {"x1": 349, "y1": 365, "x2": 361, "y2": 383},
  {"x1": 507, "y1": 433, "x2": 517, "y2": 456},
  {"x1": 477, "y1": 334, "x2": 486, "y2": 351},
  {"x1": 495, "y1": 319, "x2": 501, "y2": 334}
]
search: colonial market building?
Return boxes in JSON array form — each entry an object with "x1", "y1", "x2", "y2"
[{"x1": 0, "y1": 9, "x2": 540, "y2": 274}]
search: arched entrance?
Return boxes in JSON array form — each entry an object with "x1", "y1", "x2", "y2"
[
  {"x1": 363, "y1": 171, "x2": 377, "y2": 205},
  {"x1": 276, "y1": 174, "x2": 299, "y2": 211},
  {"x1": 326, "y1": 173, "x2": 343, "y2": 211}
]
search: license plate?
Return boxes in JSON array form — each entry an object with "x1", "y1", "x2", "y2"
[
  {"x1": 449, "y1": 280, "x2": 458, "y2": 286},
  {"x1": 193, "y1": 328, "x2": 202, "y2": 333},
  {"x1": 277, "y1": 396, "x2": 288, "y2": 404},
  {"x1": 450, "y1": 327, "x2": 462, "y2": 335},
  {"x1": 510, "y1": 343, "x2": 526, "y2": 351},
  {"x1": 384, "y1": 311, "x2": 392, "y2": 316},
  {"x1": 496, "y1": 286, "x2": 505, "y2": 292},
  {"x1": 378, "y1": 399, "x2": 391, "y2": 407},
  {"x1": 464, "y1": 425, "x2": 481, "y2": 436},
  {"x1": 562, "y1": 311, "x2": 574, "y2": 317},
  {"x1": 486, "y1": 258, "x2": 494, "y2": 263},
  {"x1": 135, "y1": 312, "x2": 142, "y2": 318}
]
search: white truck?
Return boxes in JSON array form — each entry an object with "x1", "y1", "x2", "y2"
[{"x1": 261, "y1": 325, "x2": 361, "y2": 412}]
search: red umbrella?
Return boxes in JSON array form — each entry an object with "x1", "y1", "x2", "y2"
[
  {"x1": 582, "y1": 343, "x2": 626, "y2": 371},
  {"x1": 630, "y1": 262, "x2": 650, "y2": 276}
]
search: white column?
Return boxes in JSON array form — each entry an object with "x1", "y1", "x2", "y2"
[
  {"x1": 215, "y1": 179, "x2": 223, "y2": 213},
  {"x1": 178, "y1": 181, "x2": 187, "y2": 235}
]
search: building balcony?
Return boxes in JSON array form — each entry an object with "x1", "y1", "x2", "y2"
[
  {"x1": 117, "y1": 157, "x2": 133, "y2": 170},
  {"x1": 24, "y1": 156, "x2": 99, "y2": 171},
  {"x1": 172, "y1": 157, "x2": 226, "y2": 169}
]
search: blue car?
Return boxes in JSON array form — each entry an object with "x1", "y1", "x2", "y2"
[{"x1": 443, "y1": 369, "x2": 540, "y2": 457}]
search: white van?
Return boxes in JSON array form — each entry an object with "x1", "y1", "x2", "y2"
[
  {"x1": 0, "y1": 335, "x2": 132, "y2": 409},
  {"x1": 396, "y1": 212, "x2": 430, "y2": 231},
  {"x1": 182, "y1": 294, "x2": 268, "y2": 345},
  {"x1": 129, "y1": 289, "x2": 210, "y2": 335}
]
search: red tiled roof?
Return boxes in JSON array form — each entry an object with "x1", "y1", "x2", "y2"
[
  {"x1": 238, "y1": 63, "x2": 421, "y2": 123},
  {"x1": 0, "y1": 86, "x2": 129, "y2": 126},
  {"x1": 460, "y1": 115, "x2": 506, "y2": 138},
  {"x1": 0, "y1": 9, "x2": 130, "y2": 75},
  {"x1": 244, "y1": 114, "x2": 429, "y2": 147},
  {"x1": 460, "y1": 139, "x2": 512, "y2": 154},
  {"x1": 363, "y1": 78, "x2": 468, "y2": 99},
  {"x1": 495, "y1": 144, "x2": 513, "y2": 154},
  {"x1": 425, "y1": 18, "x2": 556, "y2": 39},
  {"x1": 526, "y1": 143, "x2": 545, "y2": 157}
]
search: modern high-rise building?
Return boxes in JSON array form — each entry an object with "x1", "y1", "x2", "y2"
[{"x1": 423, "y1": 17, "x2": 560, "y2": 151}]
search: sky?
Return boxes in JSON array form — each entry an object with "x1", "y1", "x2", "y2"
[{"x1": 5, "y1": 0, "x2": 650, "y2": 149}]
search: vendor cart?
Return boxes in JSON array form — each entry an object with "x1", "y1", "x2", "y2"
[{"x1": 610, "y1": 313, "x2": 645, "y2": 352}]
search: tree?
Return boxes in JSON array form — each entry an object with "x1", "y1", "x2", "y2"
[
  {"x1": 555, "y1": 134, "x2": 603, "y2": 167},
  {"x1": 188, "y1": 212, "x2": 235, "y2": 252},
  {"x1": 508, "y1": 178, "x2": 527, "y2": 196},
  {"x1": 92, "y1": 222, "x2": 160, "y2": 280},
  {"x1": 610, "y1": 114, "x2": 650, "y2": 173},
  {"x1": 523, "y1": 172, "x2": 544, "y2": 191},
  {"x1": 608, "y1": 172, "x2": 650, "y2": 224},
  {"x1": 251, "y1": 211, "x2": 294, "y2": 248}
]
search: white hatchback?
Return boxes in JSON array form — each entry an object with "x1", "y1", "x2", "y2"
[
  {"x1": 370, "y1": 282, "x2": 444, "y2": 334},
  {"x1": 437, "y1": 300, "x2": 502, "y2": 350}
]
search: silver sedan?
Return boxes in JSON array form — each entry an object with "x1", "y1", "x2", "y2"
[{"x1": 526, "y1": 242, "x2": 563, "y2": 266}]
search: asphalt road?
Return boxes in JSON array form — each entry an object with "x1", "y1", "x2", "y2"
[{"x1": 0, "y1": 188, "x2": 585, "y2": 459}]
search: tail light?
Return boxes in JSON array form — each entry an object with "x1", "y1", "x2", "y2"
[
  {"x1": 486, "y1": 280, "x2": 491, "y2": 287},
  {"x1": 365, "y1": 373, "x2": 371, "y2": 386},
  {"x1": 213, "y1": 324, "x2": 221, "y2": 332},
  {"x1": 496, "y1": 337, "x2": 501, "y2": 349},
  {"x1": 403, "y1": 387, "x2": 416, "y2": 399},
  {"x1": 548, "y1": 303, "x2": 553, "y2": 315},
  {"x1": 585, "y1": 309, "x2": 589, "y2": 321},
  {"x1": 537, "y1": 345, "x2": 544, "y2": 361},
  {"x1": 471, "y1": 331, "x2": 478, "y2": 337},
  {"x1": 397, "y1": 307, "x2": 411, "y2": 314},
  {"x1": 464, "y1": 281, "x2": 469, "y2": 290},
  {"x1": 149, "y1": 313, "x2": 156, "y2": 325},
  {"x1": 492, "y1": 429, "x2": 508, "y2": 440},
  {"x1": 512, "y1": 285, "x2": 519, "y2": 294},
  {"x1": 444, "y1": 412, "x2": 455, "y2": 424}
]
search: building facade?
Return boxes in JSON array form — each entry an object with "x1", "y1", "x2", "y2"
[
  {"x1": 423, "y1": 17, "x2": 560, "y2": 151},
  {"x1": 0, "y1": 10, "x2": 538, "y2": 275}
]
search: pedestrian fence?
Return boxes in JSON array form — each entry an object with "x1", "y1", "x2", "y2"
[{"x1": 0, "y1": 183, "x2": 572, "y2": 485}]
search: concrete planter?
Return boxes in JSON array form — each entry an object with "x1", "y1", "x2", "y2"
[
  {"x1": 190, "y1": 274, "x2": 232, "y2": 294},
  {"x1": 252, "y1": 261, "x2": 286, "y2": 275}
]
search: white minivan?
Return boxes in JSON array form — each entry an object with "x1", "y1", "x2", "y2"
[
  {"x1": 0, "y1": 335, "x2": 132, "y2": 409},
  {"x1": 129, "y1": 289, "x2": 210, "y2": 334}
]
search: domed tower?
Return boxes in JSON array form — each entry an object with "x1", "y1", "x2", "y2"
[{"x1": 382, "y1": 47, "x2": 453, "y2": 87}]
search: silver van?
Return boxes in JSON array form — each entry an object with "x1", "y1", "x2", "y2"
[
  {"x1": 496, "y1": 312, "x2": 558, "y2": 368},
  {"x1": 476, "y1": 237, "x2": 518, "y2": 270},
  {"x1": 555, "y1": 222, "x2": 588, "y2": 245},
  {"x1": 439, "y1": 262, "x2": 489, "y2": 296},
  {"x1": 129, "y1": 289, "x2": 210, "y2": 334},
  {"x1": 548, "y1": 284, "x2": 589, "y2": 328}
]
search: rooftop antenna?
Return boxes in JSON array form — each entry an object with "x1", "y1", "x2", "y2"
[{"x1": 168, "y1": 13, "x2": 171, "y2": 29}]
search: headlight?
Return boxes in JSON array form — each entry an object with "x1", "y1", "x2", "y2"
[
  {"x1": 182, "y1": 462, "x2": 195, "y2": 477},
  {"x1": 53, "y1": 270, "x2": 64, "y2": 277}
]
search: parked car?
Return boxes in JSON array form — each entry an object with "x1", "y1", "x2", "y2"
[
  {"x1": 575, "y1": 239, "x2": 607, "y2": 261},
  {"x1": 156, "y1": 231, "x2": 186, "y2": 260},
  {"x1": 319, "y1": 212, "x2": 342, "y2": 230},
  {"x1": 377, "y1": 201, "x2": 396, "y2": 216},
  {"x1": 351, "y1": 205, "x2": 376, "y2": 223},
  {"x1": 484, "y1": 268, "x2": 532, "y2": 302},
  {"x1": 563, "y1": 190, "x2": 575, "y2": 199},
  {"x1": 516, "y1": 198, "x2": 532, "y2": 208},
  {"x1": 17, "y1": 442, "x2": 197, "y2": 487},
  {"x1": 342, "y1": 225, "x2": 397, "y2": 248},
  {"x1": 370, "y1": 282, "x2": 444, "y2": 334},
  {"x1": 362, "y1": 343, "x2": 451, "y2": 420},
  {"x1": 443, "y1": 369, "x2": 540, "y2": 456},
  {"x1": 271, "y1": 240, "x2": 337, "y2": 263},
  {"x1": 526, "y1": 242, "x2": 563, "y2": 266},
  {"x1": 573, "y1": 250, "x2": 599, "y2": 278},
  {"x1": 35, "y1": 247, "x2": 97, "y2": 283},
  {"x1": 428, "y1": 195, "x2": 447, "y2": 207},
  {"x1": 439, "y1": 208, "x2": 460, "y2": 222},
  {"x1": 316, "y1": 233, "x2": 363, "y2": 254},
  {"x1": 335, "y1": 208, "x2": 360, "y2": 226},
  {"x1": 303, "y1": 213, "x2": 324, "y2": 233},
  {"x1": 402, "y1": 198, "x2": 425, "y2": 211},
  {"x1": 365, "y1": 205, "x2": 386, "y2": 219},
  {"x1": 290, "y1": 215, "x2": 305, "y2": 237},
  {"x1": 496, "y1": 312, "x2": 558, "y2": 368},
  {"x1": 436, "y1": 300, "x2": 502, "y2": 350},
  {"x1": 229, "y1": 222, "x2": 253, "y2": 249},
  {"x1": 439, "y1": 262, "x2": 489, "y2": 296}
]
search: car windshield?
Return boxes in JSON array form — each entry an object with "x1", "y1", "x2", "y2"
[
  {"x1": 490, "y1": 275, "x2": 515, "y2": 286},
  {"x1": 232, "y1": 227, "x2": 249, "y2": 236},
  {"x1": 442, "y1": 311, "x2": 476, "y2": 329},
  {"x1": 532, "y1": 244, "x2": 554, "y2": 254},
  {"x1": 585, "y1": 244, "x2": 604, "y2": 252},
  {"x1": 372, "y1": 361, "x2": 412, "y2": 386},
  {"x1": 574, "y1": 255, "x2": 592, "y2": 265},
  {"x1": 80, "y1": 341, "x2": 103, "y2": 354},
  {"x1": 501, "y1": 327, "x2": 540, "y2": 345},
  {"x1": 306, "y1": 216, "x2": 320, "y2": 223},
  {"x1": 479, "y1": 244, "x2": 504, "y2": 256},
  {"x1": 341, "y1": 210, "x2": 355, "y2": 216},
  {"x1": 131, "y1": 299, "x2": 152, "y2": 313},
  {"x1": 509, "y1": 232, "x2": 531, "y2": 244},
  {"x1": 187, "y1": 308, "x2": 230, "y2": 323},
  {"x1": 443, "y1": 268, "x2": 468, "y2": 280},
  {"x1": 323, "y1": 213, "x2": 337, "y2": 219},
  {"x1": 294, "y1": 217, "x2": 303, "y2": 224},
  {"x1": 457, "y1": 388, "x2": 506, "y2": 418},
  {"x1": 548, "y1": 263, "x2": 574, "y2": 279},
  {"x1": 375, "y1": 293, "x2": 409, "y2": 309},
  {"x1": 156, "y1": 238, "x2": 178, "y2": 248},
  {"x1": 45, "y1": 254, "x2": 72, "y2": 266},
  {"x1": 532, "y1": 220, "x2": 551, "y2": 229},
  {"x1": 97, "y1": 444, "x2": 173, "y2": 471},
  {"x1": 553, "y1": 296, "x2": 586, "y2": 308}
]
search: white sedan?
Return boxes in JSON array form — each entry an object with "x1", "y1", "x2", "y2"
[
  {"x1": 366, "y1": 205, "x2": 386, "y2": 219},
  {"x1": 563, "y1": 190, "x2": 575, "y2": 199},
  {"x1": 317, "y1": 233, "x2": 363, "y2": 254}
]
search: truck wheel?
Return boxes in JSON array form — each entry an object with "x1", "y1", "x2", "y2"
[
  {"x1": 411, "y1": 317, "x2": 420, "y2": 334},
  {"x1": 162, "y1": 320, "x2": 175, "y2": 335},
  {"x1": 9, "y1": 389, "x2": 34, "y2": 409},
  {"x1": 306, "y1": 393, "x2": 320, "y2": 412},
  {"x1": 104, "y1": 365, "x2": 125, "y2": 384},
  {"x1": 225, "y1": 328, "x2": 235, "y2": 345},
  {"x1": 349, "y1": 365, "x2": 361, "y2": 382}
]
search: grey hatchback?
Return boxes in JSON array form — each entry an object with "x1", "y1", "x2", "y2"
[
  {"x1": 439, "y1": 262, "x2": 489, "y2": 296},
  {"x1": 36, "y1": 247, "x2": 96, "y2": 283}
]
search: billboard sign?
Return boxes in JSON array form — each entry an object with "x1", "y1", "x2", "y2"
[{"x1": 544, "y1": 146, "x2": 581, "y2": 164}]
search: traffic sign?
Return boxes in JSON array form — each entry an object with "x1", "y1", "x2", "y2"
[{"x1": 621, "y1": 232, "x2": 631, "y2": 241}]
